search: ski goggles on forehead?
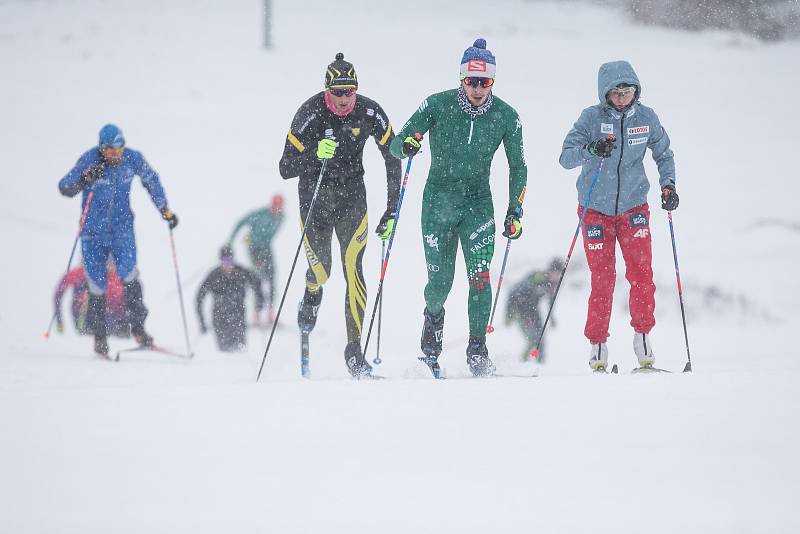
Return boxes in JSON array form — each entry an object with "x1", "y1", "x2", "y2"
[
  {"x1": 462, "y1": 76, "x2": 494, "y2": 88},
  {"x1": 328, "y1": 87, "x2": 356, "y2": 97},
  {"x1": 609, "y1": 86, "x2": 636, "y2": 98}
]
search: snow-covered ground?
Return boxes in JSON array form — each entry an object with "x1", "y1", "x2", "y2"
[{"x1": 1, "y1": 0, "x2": 799, "y2": 532}]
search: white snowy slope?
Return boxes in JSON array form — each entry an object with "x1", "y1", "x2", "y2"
[{"x1": 1, "y1": 0, "x2": 799, "y2": 532}]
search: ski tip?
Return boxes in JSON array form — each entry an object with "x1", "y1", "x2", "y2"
[
  {"x1": 486, "y1": 325, "x2": 495, "y2": 334},
  {"x1": 529, "y1": 349, "x2": 540, "y2": 359}
]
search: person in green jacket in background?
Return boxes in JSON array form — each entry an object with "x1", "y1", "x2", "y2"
[
  {"x1": 390, "y1": 38, "x2": 527, "y2": 378},
  {"x1": 228, "y1": 194, "x2": 285, "y2": 324}
]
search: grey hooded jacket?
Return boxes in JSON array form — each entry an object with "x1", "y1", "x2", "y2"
[{"x1": 559, "y1": 61, "x2": 675, "y2": 216}]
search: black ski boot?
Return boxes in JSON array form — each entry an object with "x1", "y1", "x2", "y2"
[
  {"x1": 466, "y1": 336, "x2": 495, "y2": 377},
  {"x1": 88, "y1": 293, "x2": 109, "y2": 357},
  {"x1": 345, "y1": 340, "x2": 373, "y2": 378},
  {"x1": 419, "y1": 308, "x2": 444, "y2": 378},
  {"x1": 297, "y1": 287, "x2": 322, "y2": 334},
  {"x1": 132, "y1": 324, "x2": 154, "y2": 348},
  {"x1": 94, "y1": 335, "x2": 109, "y2": 359}
]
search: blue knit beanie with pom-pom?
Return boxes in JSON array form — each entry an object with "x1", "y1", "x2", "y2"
[{"x1": 460, "y1": 38, "x2": 496, "y2": 79}]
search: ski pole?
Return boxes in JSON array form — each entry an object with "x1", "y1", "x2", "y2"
[
  {"x1": 530, "y1": 139, "x2": 614, "y2": 359},
  {"x1": 257, "y1": 158, "x2": 329, "y2": 382},
  {"x1": 373, "y1": 241, "x2": 386, "y2": 365},
  {"x1": 486, "y1": 237, "x2": 512, "y2": 334},
  {"x1": 44, "y1": 190, "x2": 95, "y2": 339},
  {"x1": 361, "y1": 153, "x2": 416, "y2": 358},
  {"x1": 667, "y1": 210, "x2": 692, "y2": 372},
  {"x1": 169, "y1": 228, "x2": 193, "y2": 358}
]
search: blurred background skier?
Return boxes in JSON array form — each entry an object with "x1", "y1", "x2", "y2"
[
  {"x1": 504, "y1": 257, "x2": 563, "y2": 363},
  {"x1": 278, "y1": 52, "x2": 400, "y2": 378},
  {"x1": 228, "y1": 193, "x2": 285, "y2": 325},
  {"x1": 559, "y1": 60, "x2": 678, "y2": 372},
  {"x1": 390, "y1": 38, "x2": 527, "y2": 378},
  {"x1": 196, "y1": 246, "x2": 264, "y2": 352},
  {"x1": 52, "y1": 259, "x2": 129, "y2": 338},
  {"x1": 58, "y1": 124, "x2": 179, "y2": 358}
]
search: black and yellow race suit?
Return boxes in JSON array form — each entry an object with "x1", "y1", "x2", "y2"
[{"x1": 279, "y1": 92, "x2": 401, "y2": 342}]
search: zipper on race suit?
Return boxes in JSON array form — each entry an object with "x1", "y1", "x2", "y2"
[{"x1": 468, "y1": 118, "x2": 474, "y2": 144}]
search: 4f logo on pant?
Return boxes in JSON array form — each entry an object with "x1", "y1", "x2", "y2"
[{"x1": 633, "y1": 228, "x2": 649, "y2": 238}]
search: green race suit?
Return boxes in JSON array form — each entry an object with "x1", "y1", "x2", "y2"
[{"x1": 390, "y1": 88, "x2": 527, "y2": 337}]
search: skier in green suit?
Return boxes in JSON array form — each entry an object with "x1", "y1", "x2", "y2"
[{"x1": 390, "y1": 38, "x2": 527, "y2": 377}]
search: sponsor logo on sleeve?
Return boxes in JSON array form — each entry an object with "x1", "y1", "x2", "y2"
[
  {"x1": 629, "y1": 213, "x2": 648, "y2": 227},
  {"x1": 366, "y1": 108, "x2": 375, "y2": 116},
  {"x1": 298, "y1": 113, "x2": 316, "y2": 134},
  {"x1": 601, "y1": 123, "x2": 613, "y2": 134},
  {"x1": 585, "y1": 224, "x2": 604, "y2": 240},
  {"x1": 375, "y1": 113, "x2": 387, "y2": 130},
  {"x1": 417, "y1": 99, "x2": 429, "y2": 113},
  {"x1": 517, "y1": 186, "x2": 527, "y2": 204}
]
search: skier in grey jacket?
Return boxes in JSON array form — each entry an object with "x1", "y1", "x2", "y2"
[{"x1": 559, "y1": 60, "x2": 679, "y2": 372}]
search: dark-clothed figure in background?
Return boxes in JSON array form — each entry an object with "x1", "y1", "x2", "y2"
[
  {"x1": 505, "y1": 258, "x2": 563, "y2": 363},
  {"x1": 196, "y1": 246, "x2": 264, "y2": 352}
]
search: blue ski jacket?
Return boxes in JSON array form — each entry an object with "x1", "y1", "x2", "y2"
[
  {"x1": 59, "y1": 147, "x2": 169, "y2": 237},
  {"x1": 559, "y1": 60, "x2": 675, "y2": 216}
]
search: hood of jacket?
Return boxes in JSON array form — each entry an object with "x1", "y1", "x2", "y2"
[{"x1": 597, "y1": 60, "x2": 641, "y2": 104}]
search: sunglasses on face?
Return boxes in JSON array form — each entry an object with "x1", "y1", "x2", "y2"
[
  {"x1": 609, "y1": 86, "x2": 636, "y2": 98},
  {"x1": 462, "y1": 77, "x2": 494, "y2": 88},
  {"x1": 329, "y1": 87, "x2": 356, "y2": 97}
]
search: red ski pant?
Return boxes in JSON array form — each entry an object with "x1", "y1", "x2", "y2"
[{"x1": 579, "y1": 203, "x2": 655, "y2": 344}]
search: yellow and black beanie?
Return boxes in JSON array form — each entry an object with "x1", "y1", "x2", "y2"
[{"x1": 324, "y1": 52, "x2": 358, "y2": 89}]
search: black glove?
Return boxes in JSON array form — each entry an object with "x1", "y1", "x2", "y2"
[
  {"x1": 79, "y1": 163, "x2": 105, "y2": 188},
  {"x1": 661, "y1": 183, "x2": 679, "y2": 211},
  {"x1": 161, "y1": 208, "x2": 179, "y2": 229},
  {"x1": 586, "y1": 135, "x2": 617, "y2": 158},
  {"x1": 502, "y1": 207, "x2": 523, "y2": 240},
  {"x1": 402, "y1": 133, "x2": 423, "y2": 157}
]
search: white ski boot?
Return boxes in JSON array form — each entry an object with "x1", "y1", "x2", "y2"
[
  {"x1": 633, "y1": 332, "x2": 655, "y2": 369},
  {"x1": 589, "y1": 342, "x2": 609, "y2": 372}
]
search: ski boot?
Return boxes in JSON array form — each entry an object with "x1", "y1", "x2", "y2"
[
  {"x1": 94, "y1": 334, "x2": 109, "y2": 359},
  {"x1": 297, "y1": 287, "x2": 322, "y2": 334},
  {"x1": 419, "y1": 308, "x2": 444, "y2": 378},
  {"x1": 132, "y1": 324, "x2": 154, "y2": 348},
  {"x1": 589, "y1": 342, "x2": 609, "y2": 373},
  {"x1": 344, "y1": 340, "x2": 373, "y2": 379},
  {"x1": 466, "y1": 336, "x2": 495, "y2": 377},
  {"x1": 633, "y1": 332, "x2": 655, "y2": 370}
]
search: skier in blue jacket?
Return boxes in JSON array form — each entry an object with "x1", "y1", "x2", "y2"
[
  {"x1": 59, "y1": 124, "x2": 179, "y2": 357},
  {"x1": 559, "y1": 61, "x2": 678, "y2": 372}
]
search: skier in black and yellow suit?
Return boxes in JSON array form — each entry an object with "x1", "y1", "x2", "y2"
[{"x1": 279, "y1": 52, "x2": 401, "y2": 377}]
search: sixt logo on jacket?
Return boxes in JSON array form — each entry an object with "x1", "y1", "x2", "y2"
[
  {"x1": 629, "y1": 213, "x2": 648, "y2": 227},
  {"x1": 585, "y1": 225, "x2": 604, "y2": 240}
]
